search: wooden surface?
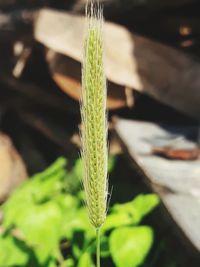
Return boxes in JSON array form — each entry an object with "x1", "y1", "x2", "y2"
[
  {"x1": 72, "y1": 0, "x2": 197, "y2": 11},
  {"x1": 35, "y1": 9, "x2": 200, "y2": 119},
  {"x1": 46, "y1": 50, "x2": 128, "y2": 109},
  {"x1": 115, "y1": 118, "x2": 200, "y2": 252},
  {"x1": 0, "y1": 133, "x2": 27, "y2": 201}
]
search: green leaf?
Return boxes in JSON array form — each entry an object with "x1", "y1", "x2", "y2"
[
  {"x1": 48, "y1": 260, "x2": 58, "y2": 267},
  {"x1": 2, "y1": 158, "x2": 68, "y2": 227},
  {"x1": 102, "y1": 194, "x2": 159, "y2": 232},
  {"x1": 65, "y1": 159, "x2": 82, "y2": 193},
  {"x1": 103, "y1": 212, "x2": 133, "y2": 232},
  {"x1": 108, "y1": 155, "x2": 116, "y2": 173},
  {"x1": 15, "y1": 201, "x2": 62, "y2": 264},
  {"x1": 112, "y1": 194, "x2": 159, "y2": 225},
  {"x1": 64, "y1": 258, "x2": 75, "y2": 267},
  {"x1": 110, "y1": 226, "x2": 154, "y2": 267},
  {"x1": 56, "y1": 194, "x2": 79, "y2": 214},
  {"x1": 72, "y1": 231, "x2": 85, "y2": 258},
  {"x1": 37, "y1": 157, "x2": 67, "y2": 179},
  {"x1": 63, "y1": 208, "x2": 95, "y2": 241},
  {"x1": 0, "y1": 158, "x2": 72, "y2": 265},
  {"x1": 100, "y1": 236, "x2": 110, "y2": 258},
  {"x1": 78, "y1": 252, "x2": 94, "y2": 267},
  {"x1": 73, "y1": 158, "x2": 83, "y2": 180},
  {"x1": 0, "y1": 234, "x2": 29, "y2": 266}
]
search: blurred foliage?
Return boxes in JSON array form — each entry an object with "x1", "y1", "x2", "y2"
[{"x1": 0, "y1": 157, "x2": 160, "y2": 267}]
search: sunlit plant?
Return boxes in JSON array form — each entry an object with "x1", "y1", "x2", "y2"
[{"x1": 81, "y1": 1, "x2": 108, "y2": 266}]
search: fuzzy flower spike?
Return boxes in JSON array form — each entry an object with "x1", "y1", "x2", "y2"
[{"x1": 81, "y1": 1, "x2": 108, "y2": 266}]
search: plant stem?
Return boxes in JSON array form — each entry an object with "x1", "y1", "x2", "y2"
[{"x1": 96, "y1": 228, "x2": 101, "y2": 267}]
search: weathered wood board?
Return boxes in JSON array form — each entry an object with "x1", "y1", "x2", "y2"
[
  {"x1": 115, "y1": 119, "x2": 200, "y2": 252},
  {"x1": 72, "y1": 0, "x2": 197, "y2": 11},
  {"x1": 34, "y1": 9, "x2": 200, "y2": 119},
  {"x1": 0, "y1": 133, "x2": 27, "y2": 202}
]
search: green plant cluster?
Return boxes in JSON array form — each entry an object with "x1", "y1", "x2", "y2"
[{"x1": 0, "y1": 157, "x2": 159, "y2": 267}]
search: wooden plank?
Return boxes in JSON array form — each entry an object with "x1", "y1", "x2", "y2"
[
  {"x1": 115, "y1": 118, "x2": 200, "y2": 252},
  {"x1": 34, "y1": 9, "x2": 200, "y2": 119},
  {"x1": 72, "y1": 0, "x2": 197, "y2": 11},
  {"x1": 162, "y1": 194, "x2": 200, "y2": 251},
  {"x1": 0, "y1": 133, "x2": 27, "y2": 202}
]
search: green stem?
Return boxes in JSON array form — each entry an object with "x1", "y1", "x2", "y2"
[{"x1": 96, "y1": 228, "x2": 101, "y2": 267}]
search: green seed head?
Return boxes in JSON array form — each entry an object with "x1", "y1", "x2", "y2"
[{"x1": 81, "y1": 0, "x2": 108, "y2": 229}]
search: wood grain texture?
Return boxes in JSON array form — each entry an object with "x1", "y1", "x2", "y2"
[
  {"x1": 47, "y1": 50, "x2": 127, "y2": 109},
  {"x1": 0, "y1": 134, "x2": 27, "y2": 201},
  {"x1": 115, "y1": 118, "x2": 200, "y2": 252},
  {"x1": 34, "y1": 9, "x2": 200, "y2": 119},
  {"x1": 72, "y1": 0, "x2": 197, "y2": 11}
]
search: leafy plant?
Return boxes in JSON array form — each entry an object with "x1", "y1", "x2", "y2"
[
  {"x1": 110, "y1": 226, "x2": 153, "y2": 267},
  {"x1": 0, "y1": 157, "x2": 159, "y2": 267}
]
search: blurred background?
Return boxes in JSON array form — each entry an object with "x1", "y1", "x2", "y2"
[{"x1": 0, "y1": 0, "x2": 200, "y2": 266}]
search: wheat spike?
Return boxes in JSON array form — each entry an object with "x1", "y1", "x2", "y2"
[{"x1": 81, "y1": 0, "x2": 108, "y2": 229}]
